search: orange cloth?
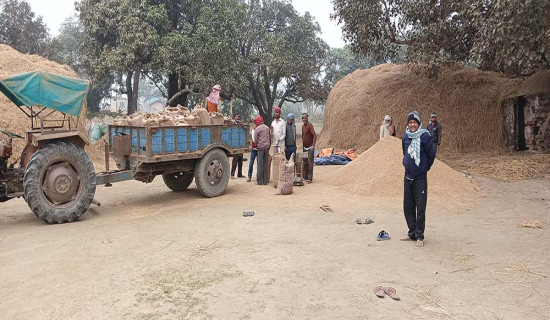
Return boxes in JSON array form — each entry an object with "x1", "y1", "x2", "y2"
[
  {"x1": 315, "y1": 147, "x2": 358, "y2": 161},
  {"x1": 316, "y1": 148, "x2": 334, "y2": 158},
  {"x1": 206, "y1": 100, "x2": 218, "y2": 113}
]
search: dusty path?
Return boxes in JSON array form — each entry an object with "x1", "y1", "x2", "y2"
[{"x1": 0, "y1": 165, "x2": 549, "y2": 320}]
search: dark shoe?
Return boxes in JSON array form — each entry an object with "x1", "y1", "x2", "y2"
[
  {"x1": 377, "y1": 230, "x2": 391, "y2": 241},
  {"x1": 243, "y1": 158, "x2": 248, "y2": 161},
  {"x1": 237, "y1": 175, "x2": 245, "y2": 178}
]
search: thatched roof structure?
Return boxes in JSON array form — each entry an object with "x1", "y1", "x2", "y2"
[
  {"x1": 516, "y1": 70, "x2": 550, "y2": 97},
  {"x1": 318, "y1": 64, "x2": 521, "y2": 153}
]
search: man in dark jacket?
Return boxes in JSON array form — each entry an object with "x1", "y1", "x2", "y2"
[
  {"x1": 401, "y1": 111, "x2": 435, "y2": 247},
  {"x1": 285, "y1": 113, "x2": 297, "y2": 161},
  {"x1": 231, "y1": 113, "x2": 244, "y2": 178},
  {"x1": 253, "y1": 115, "x2": 271, "y2": 185},
  {"x1": 426, "y1": 113, "x2": 442, "y2": 154}
]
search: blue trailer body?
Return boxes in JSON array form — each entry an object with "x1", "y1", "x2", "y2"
[{"x1": 108, "y1": 124, "x2": 249, "y2": 160}]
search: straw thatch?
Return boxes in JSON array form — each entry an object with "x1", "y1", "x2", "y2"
[
  {"x1": 516, "y1": 70, "x2": 550, "y2": 97},
  {"x1": 0, "y1": 44, "x2": 109, "y2": 170},
  {"x1": 318, "y1": 64, "x2": 521, "y2": 153}
]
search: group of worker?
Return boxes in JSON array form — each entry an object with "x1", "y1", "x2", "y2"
[
  {"x1": 209, "y1": 85, "x2": 443, "y2": 248},
  {"x1": 229, "y1": 106, "x2": 317, "y2": 186}
]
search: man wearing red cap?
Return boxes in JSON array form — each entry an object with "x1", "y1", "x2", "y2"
[
  {"x1": 271, "y1": 106, "x2": 286, "y2": 153},
  {"x1": 253, "y1": 116, "x2": 271, "y2": 185}
]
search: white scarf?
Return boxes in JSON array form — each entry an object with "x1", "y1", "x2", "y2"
[{"x1": 406, "y1": 126, "x2": 430, "y2": 167}]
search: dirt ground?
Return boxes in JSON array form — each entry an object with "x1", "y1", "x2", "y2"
[{"x1": 0, "y1": 160, "x2": 549, "y2": 320}]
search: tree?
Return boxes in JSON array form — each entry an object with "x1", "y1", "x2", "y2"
[
  {"x1": 0, "y1": 0, "x2": 51, "y2": 55},
  {"x1": 331, "y1": 0, "x2": 550, "y2": 76},
  {"x1": 49, "y1": 15, "x2": 113, "y2": 113},
  {"x1": 235, "y1": 0, "x2": 329, "y2": 125},
  {"x1": 324, "y1": 46, "x2": 381, "y2": 87},
  {"x1": 154, "y1": 0, "x2": 246, "y2": 107},
  {"x1": 78, "y1": 0, "x2": 167, "y2": 114}
]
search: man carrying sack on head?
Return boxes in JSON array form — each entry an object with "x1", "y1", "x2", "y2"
[{"x1": 301, "y1": 113, "x2": 316, "y2": 183}]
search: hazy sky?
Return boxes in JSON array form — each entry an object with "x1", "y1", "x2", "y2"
[{"x1": 26, "y1": 0, "x2": 345, "y2": 48}]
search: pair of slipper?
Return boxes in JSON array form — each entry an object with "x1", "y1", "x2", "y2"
[
  {"x1": 242, "y1": 211, "x2": 255, "y2": 217},
  {"x1": 355, "y1": 218, "x2": 374, "y2": 225},
  {"x1": 374, "y1": 286, "x2": 400, "y2": 300}
]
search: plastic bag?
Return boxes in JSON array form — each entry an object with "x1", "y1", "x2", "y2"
[{"x1": 89, "y1": 122, "x2": 109, "y2": 144}]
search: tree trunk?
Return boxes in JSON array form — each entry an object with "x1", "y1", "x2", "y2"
[
  {"x1": 128, "y1": 64, "x2": 141, "y2": 115},
  {"x1": 168, "y1": 73, "x2": 179, "y2": 107},
  {"x1": 126, "y1": 71, "x2": 133, "y2": 115}
]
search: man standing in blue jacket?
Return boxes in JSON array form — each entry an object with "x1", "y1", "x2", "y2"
[{"x1": 401, "y1": 111, "x2": 436, "y2": 247}]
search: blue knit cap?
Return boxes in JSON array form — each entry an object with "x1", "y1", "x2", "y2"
[
  {"x1": 407, "y1": 111, "x2": 421, "y2": 125},
  {"x1": 287, "y1": 113, "x2": 294, "y2": 119}
]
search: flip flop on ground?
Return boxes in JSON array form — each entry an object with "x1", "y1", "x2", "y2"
[
  {"x1": 373, "y1": 286, "x2": 385, "y2": 298},
  {"x1": 384, "y1": 287, "x2": 400, "y2": 300}
]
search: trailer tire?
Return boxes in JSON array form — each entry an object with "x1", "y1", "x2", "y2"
[
  {"x1": 23, "y1": 141, "x2": 96, "y2": 224},
  {"x1": 194, "y1": 148, "x2": 229, "y2": 198},
  {"x1": 162, "y1": 172, "x2": 194, "y2": 191}
]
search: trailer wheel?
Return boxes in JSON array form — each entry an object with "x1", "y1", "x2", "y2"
[
  {"x1": 194, "y1": 148, "x2": 229, "y2": 198},
  {"x1": 23, "y1": 141, "x2": 96, "y2": 224},
  {"x1": 162, "y1": 172, "x2": 194, "y2": 191}
]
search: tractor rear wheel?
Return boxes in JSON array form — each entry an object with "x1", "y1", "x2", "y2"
[
  {"x1": 162, "y1": 171, "x2": 194, "y2": 191},
  {"x1": 23, "y1": 141, "x2": 96, "y2": 223}
]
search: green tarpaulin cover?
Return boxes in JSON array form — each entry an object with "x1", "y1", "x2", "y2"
[{"x1": 0, "y1": 71, "x2": 89, "y2": 117}]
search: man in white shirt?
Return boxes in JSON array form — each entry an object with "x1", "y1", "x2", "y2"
[{"x1": 271, "y1": 106, "x2": 286, "y2": 153}]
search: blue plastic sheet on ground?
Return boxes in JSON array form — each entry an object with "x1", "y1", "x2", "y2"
[{"x1": 314, "y1": 154, "x2": 351, "y2": 165}]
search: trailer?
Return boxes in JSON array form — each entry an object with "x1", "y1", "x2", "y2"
[{"x1": 97, "y1": 123, "x2": 249, "y2": 197}]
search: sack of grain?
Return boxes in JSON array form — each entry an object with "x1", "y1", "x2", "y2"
[
  {"x1": 178, "y1": 105, "x2": 191, "y2": 117},
  {"x1": 175, "y1": 120, "x2": 189, "y2": 126},
  {"x1": 192, "y1": 104, "x2": 210, "y2": 125},
  {"x1": 209, "y1": 112, "x2": 224, "y2": 125},
  {"x1": 184, "y1": 115, "x2": 200, "y2": 126},
  {"x1": 144, "y1": 118, "x2": 159, "y2": 126},
  {"x1": 159, "y1": 115, "x2": 175, "y2": 126},
  {"x1": 276, "y1": 160, "x2": 294, "y2": 195},
  {"x1": 127, "y1": 114, "x2": 143, "y2": 126},
  {"x1": 224, "y1": 116, "x2": 233, "y2": 125},
  {"x1": 271, "y1": 152, "x2": 285, "y2": 188}
]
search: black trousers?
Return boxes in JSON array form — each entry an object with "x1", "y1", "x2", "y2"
[
  {"x1": 231, "y1": 154, "x2": 243, "y2": 177},
  {"x1": 302, "y1": 147, "x2": 315, "y2": 181},
  {"x1": 403, "y1": 177, "x2": 427, "y2": 240},
  {"x1": 256, "y1": 149, "x2": 269, "y2": 185}
]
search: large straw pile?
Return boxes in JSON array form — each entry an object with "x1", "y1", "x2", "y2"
[
  {"x1": 318, "y1": 64, "x2": 521, "y2": 153},
  {"x1": 0, "y1": 44, "x2": 107, "y2": 170},
  {"x1": 325, "y1": 136, "x2": 478, "y2": 198}
]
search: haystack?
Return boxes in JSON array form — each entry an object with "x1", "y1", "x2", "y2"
[
  {"x1": 318, "y1": 64, "x2": 521, "y2": 152},
  {"x1": 0, "y1": 45, "x2": 107, "y2": 170},
  {"x1": 325, "y1": 136, "x2": 477, "y2": 198}
]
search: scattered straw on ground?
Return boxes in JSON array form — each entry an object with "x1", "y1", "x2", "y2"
[
  {"x1": 325, "y1": 136, "x2": 478, "y2": 199},
  {"x1": 318, "y1": 63, "x2": 520, "y2": 153},
  {"x1": 519, "y1": 220, "x2": 546, "y2": 229},
  {"x1": 440, "y1": 151, "x2": 550, "y2": 182}
]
